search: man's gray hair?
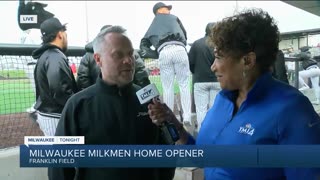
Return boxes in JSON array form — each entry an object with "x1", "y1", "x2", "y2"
[{"x1": 93, "y1": 25, "x2": 127, "y2": 54}]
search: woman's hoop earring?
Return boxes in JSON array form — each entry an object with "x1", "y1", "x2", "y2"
[{"x1": 243, "y1": 71, "x2": 247, "y2": 78}]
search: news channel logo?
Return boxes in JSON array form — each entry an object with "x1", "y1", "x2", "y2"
[
  {"x1": 136, "y1": 83, "x2": 160, "y2": 104},
  {"x1": 140, "y1": 88, "x2": 156, "y2": 100}
]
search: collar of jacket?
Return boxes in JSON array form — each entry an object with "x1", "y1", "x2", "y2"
[
  {"x1": 220, "y1": 72, "x2": 273, "y2": 103},
  {"x1": 32, "y1": 43, "x2": 65, "y2": 59},
  {"x1": 96, "y1": 73, "x2": 133, "y2": 96}
]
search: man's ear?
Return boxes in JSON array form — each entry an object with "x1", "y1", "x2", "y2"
[
  {"x1": 243, "y1": 52, "x2": 256, "y2": 70},
  {"x1": 93, "y1": 53, "x2": 102, "y2": 67},
  {"x1": 57, "y1": 31, "x2": 64, "y2": 40}
]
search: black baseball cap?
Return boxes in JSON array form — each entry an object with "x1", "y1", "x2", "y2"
[
  {"x1": 153, "y1": 2, "x2": 172, "y2": 15},
  {"x1": 300, "y1": 46, "x2": 311, "y2": 52},
  {"x1": 40, "y1": 17, "x2": 67, "y2": 37},
  {"x1": 100, "y1": 25, "x2": 112, "y2": 32}
]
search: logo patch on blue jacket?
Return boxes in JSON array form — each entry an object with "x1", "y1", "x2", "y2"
[{"x1": 238, "y1": 123, "x2": 255, "y2": 136}]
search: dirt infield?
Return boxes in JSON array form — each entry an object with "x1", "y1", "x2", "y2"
[
  {"x1": 0, "y1": 94, "x2": 192, "y2": 149},
  {"x1": 0, "y1": 113, "x2": 43, "y2": 149}
]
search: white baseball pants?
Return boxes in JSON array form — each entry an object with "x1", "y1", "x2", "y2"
[
  {"x1": 37, "y1": 112, "x2": 60, "y2": 136},
  {"x1": 194, "y1": 82, "x2": 220, "y2": 131},
  {"x1": 299, "y1": 65, "x2": 320, "y2": 103},
  {"x1": 158, "y1": 44, "x2": 191, "y2": 123}
]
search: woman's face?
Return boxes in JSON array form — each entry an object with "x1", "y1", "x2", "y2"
[{"x1": 211, "y1": 51, "x2": 245, "y2": 90}]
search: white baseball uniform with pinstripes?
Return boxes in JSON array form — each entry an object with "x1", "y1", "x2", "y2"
[
  {"x1": 37, "y1": 111, "x2": 60, "y2": 136},
  {"x1": 194, "y1": 82, "x2": 220, "y2": 131},
  {"x1": 158, "y1": 44, "x2": 191, "y2": 123}
]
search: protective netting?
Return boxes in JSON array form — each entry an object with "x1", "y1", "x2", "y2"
[{"x1": 0, "y1": 47, "x2": 167, "y2": 149}]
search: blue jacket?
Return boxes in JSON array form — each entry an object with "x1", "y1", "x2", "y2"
[{"x1": 195, "y1": 73, "x2": 320, "y2": 180}]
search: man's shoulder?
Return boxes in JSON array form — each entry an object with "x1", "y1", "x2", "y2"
[
  {"x1": 166, "y1": 13, "x2": 178, "y2": 18},
  {"x1": 80, "y1": 52, "x2": 95, "y2": 65},
  {"x1": 190, "y1": 37, "x2": 206, "y2": 50},
  {"x1": 41, "y1": 48, "x2": 66, "y2": 61},
  {"x1": 193, "y1": 38, "x2": 204, "y2": 45},
  {"x1": 156, "y1": 13, "x2": 178, "y2": 20}
]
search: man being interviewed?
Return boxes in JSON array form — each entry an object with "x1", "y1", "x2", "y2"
[
  {"x1": 77, "y1": 25, "x2": 150, "y2": 90},
  {"x1": 49, "y1": 26, "x2": 175, "y2": 180}
]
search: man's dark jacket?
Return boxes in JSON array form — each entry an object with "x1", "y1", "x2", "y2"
[
  {"x1": 48, "y1": 75, "x2": 175, "y2": 180},
  {"x1": 272, "y1": 50, "x2": 289, "y2": 84},
  {"x1": 139, "y1": 14, "x2": 187, "y2": 59},
  {"x1": 188, "y1": 36, "x2": 217, "y2": 83},
  {"x1": 32, "y1": 44, "x2": 78, "y2": 114},
  {"x1": 77, "y1": 42, "x2": 150, "y2": 90}
]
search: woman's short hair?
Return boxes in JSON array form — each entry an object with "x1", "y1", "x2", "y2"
[{"x1": 208, "y1": 8, "x2": 279, "y2": 72}]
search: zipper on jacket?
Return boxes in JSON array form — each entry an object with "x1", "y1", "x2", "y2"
[
  {"x1": 215, "y1": 115, "x2": 233, "y2": 141},
  {"x1": 215, "y1": 101, "x2": 246, "y2": 140}
]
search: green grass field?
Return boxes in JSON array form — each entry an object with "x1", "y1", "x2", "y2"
[
  {"x1": 149, "y1": 75, "x2": 192, "y2": 95},
  {"x1": 0, "y1": 79, "x2": 35, "y2": 115},
  {"x1": 0, "y1": 70, "x2": 27, "y2": 78},
  {"x1": 0, "y1": 74, "x2": 192, "y2": 115}
]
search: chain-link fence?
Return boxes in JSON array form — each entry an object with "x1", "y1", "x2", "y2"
[
  {"x1": 2, "y1": 43, "x2": 319, "y2": 150},
  {"x1": 0, "y1": 44, "x2": 191, "y2": 149},
  {"x1": 0, "y1": 44, "x2": 87, "y2": 149},
  {"x1": 1, "y1": 55, "x2": 41, "y2": 149}
]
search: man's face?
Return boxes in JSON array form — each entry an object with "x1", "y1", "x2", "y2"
[
  {"x1": 95, "y1": 32, "x2": 135, "y2": 87},
  {"x1": 157, "y1": 7, "x2": 170, "y2": 14}
]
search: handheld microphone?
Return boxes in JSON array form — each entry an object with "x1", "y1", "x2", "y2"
[{"x1": 136, "y1": 83, "x2": 180, "y2": 145}]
